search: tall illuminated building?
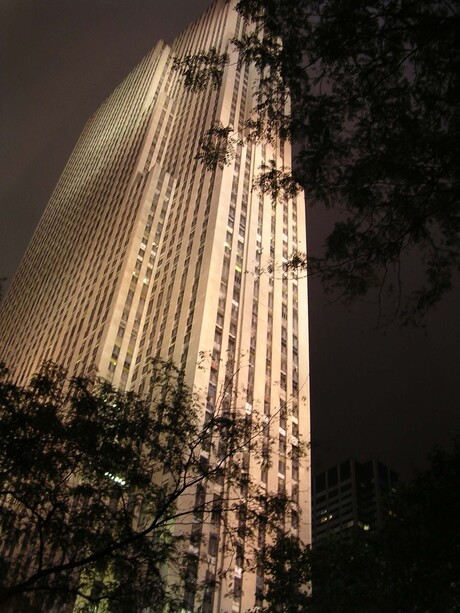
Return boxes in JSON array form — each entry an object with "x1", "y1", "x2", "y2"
[{"x1": 0, "y1": 0, "x2": 310, "y2": 610}]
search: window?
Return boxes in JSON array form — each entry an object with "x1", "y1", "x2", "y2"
[
  {"x1": 208, "y1": 533, "x2": 218, "y2": 557},
  {"x1": 233, "y1": 576, "x2": 242, "y2": 599},
  {"x1": 194, "y1": 484, "x2": 206, "y2": 518},
  {"x1": 211, "y1": 495, "x2": 222, "y2": 524}
]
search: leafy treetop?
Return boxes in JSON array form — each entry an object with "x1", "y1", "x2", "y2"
[{"x1": 174, "y1": 0, "x2": 459, "y2": 323}]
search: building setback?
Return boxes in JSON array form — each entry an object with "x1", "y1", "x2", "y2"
[
  {"x1": 312, "y1": 459, "x2": 398, "y2": 544},
  {"x1": 0, "y1": 1, "x2": 310, "y2": 610}
]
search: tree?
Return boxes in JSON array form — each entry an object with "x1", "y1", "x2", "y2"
[
  {"x1": 263, "y1": 439, "x2": 460, "y2": 612},
  {"x1": 308, "y1": 530, "x2": 386, "y2": 613},
  {"x1": 312, "y1": 442, "x2": 460, "y2": 612},
  {"x1": 0, "y1": 360, "x2": 302, "y2": 612},
  {"x1": 175, "y1": 0, "x2": 459, "y2": 322},
  {"x1": 374, "y1": 438, "x2": 460, "y2": 612},
  {"x1": 256, "y1": 534, "x2": 312, "y2": 612}
]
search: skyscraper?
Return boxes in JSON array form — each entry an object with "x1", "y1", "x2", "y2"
[
  {"x1": 312, "y1": 459, "x2": 398, "y2": 544},
  {"x1": 0, "y1": 1, "x2": 310, "y2": 610}
]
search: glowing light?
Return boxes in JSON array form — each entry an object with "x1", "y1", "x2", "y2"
[{"x1": 104, "y1": 472, "x2": 126, "y2": 486}]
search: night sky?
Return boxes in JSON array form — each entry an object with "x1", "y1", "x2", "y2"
[{"x1": 1, "y1": 0, "x2": 459, "y2": 480}]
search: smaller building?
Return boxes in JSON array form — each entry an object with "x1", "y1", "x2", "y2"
[{"x1": 312, "y1": 459, "x2": 398, "y2": 543}]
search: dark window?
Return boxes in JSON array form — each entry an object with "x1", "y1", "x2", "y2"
[
  {"x1": 328, "y1": 467, "x2": 338, "y2": 487},
  {"x1": 340, "y1": 461, "x2": 351, "y2": 480},
  {"x1": 316, "y1": 473, "x2": 326, "y2": 493}
]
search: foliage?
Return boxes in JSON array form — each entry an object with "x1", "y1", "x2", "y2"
[
  {"x1": 310, "y1": 442, "x2": 460, "y2": 612},
  {"x1": 172, "y1": 47, "x2": 229, "y2": 91},
  {"x1": 0, "y1": 360, "x2": 302, "y2": 612},
  {"x1": 252, "y1": 160, "x2": 302, "y2": 202},
  {"x1": 196, "y1": 122, "x2": 241, "y2": 170},
  {"x1": 249, "y1": 439, "x2": 460, "y2": 612},
  {"x1": 375, "y1": 439, "x2": 460, "y2": 612},
  {"x1": 176, "y1": 0, "x2": 460, "y2": 322},
  {"x1": 256, "y1": 534, "x2": 312, "y2": 612}
]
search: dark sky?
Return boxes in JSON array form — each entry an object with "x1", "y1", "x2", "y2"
[{"x1": 1, "y1": 0, "x2": 459, "y2": 480}]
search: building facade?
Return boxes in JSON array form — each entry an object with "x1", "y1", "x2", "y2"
[
  {"x1": 0, "y1": 1, "x2": 310, "y2": 610},
  {"x1": 312, "y1": 459, "x2": 398, "y2": 543}
]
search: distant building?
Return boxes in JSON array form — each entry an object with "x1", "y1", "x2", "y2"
[{"x1": 312, "y1": 459, "x2": 398, "y2": 543}]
